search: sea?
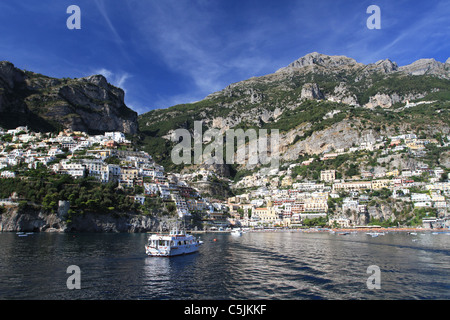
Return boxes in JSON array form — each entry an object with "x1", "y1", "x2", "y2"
[{"x1": 0, "y1": 230, "x2": 449, "y2": 302}]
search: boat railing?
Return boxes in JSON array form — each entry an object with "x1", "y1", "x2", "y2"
[{"x1": 169, "y1": 228, "x2": 186, "y2": 236}]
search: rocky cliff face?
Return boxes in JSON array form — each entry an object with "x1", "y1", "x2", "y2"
[
  {"x1": 0, "y1": 61, "x2": 29, "y2": 114},
  {"x1": 399, "y1": 58, "x2": 450, "y2": 78},
  {"x1": 301, "y1": 83, "x2": 324, "y2": 100},
  {"x1": 0, "y1": 205, "x2": 171, "y2": 233},
  {"x1": 276, "y1": 52, "x2": 361, "y2": 73},
  {"x1": 0, "y1": 205, "x2": 64, "y2": 232},
  {"x1": 333, "y1": 199, "x2": 412, "y2": 226},
  {"x1": 0, "y1": 61, "x2": 138, "y2": 134}
]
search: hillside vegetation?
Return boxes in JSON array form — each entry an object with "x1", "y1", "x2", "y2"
[{"x1": 137, "y1": 53, "x2": 450, "y2": 176}]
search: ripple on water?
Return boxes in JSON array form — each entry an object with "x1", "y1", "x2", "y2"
[{"x1": 1, "y1": 232, "x2": 449, "y2": 299}]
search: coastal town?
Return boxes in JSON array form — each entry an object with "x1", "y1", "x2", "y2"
[{"x1": 0, "y1": 126, "x2": 449, "y2": 231}]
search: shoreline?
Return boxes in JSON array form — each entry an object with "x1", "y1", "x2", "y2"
[{"x1": 190, "y1": 227, "x2": 450, "y2": 234}]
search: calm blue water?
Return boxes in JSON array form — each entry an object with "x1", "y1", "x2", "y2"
[{"x1": 0, "y1": 231, "x2": 449, "y2": 300}]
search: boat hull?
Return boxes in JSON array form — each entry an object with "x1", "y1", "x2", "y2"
[
  {"x1": 145, "y1": 244, "x2": 200, "y2": 257},
  {"x1": 145, "y1": 229, "x2": 203, "y2": 257}
]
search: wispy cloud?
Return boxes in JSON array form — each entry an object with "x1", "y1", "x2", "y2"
[
  {"x1": 93, "y1": 0, "x2": 123, "y2": 45},
  {"x1": 94, "y1": 68, "x2": 131, "y2": 91},
  {"x1": 92, "y1": 0, "x2": 134, "y2": 64},
  {"x1": 341, "y1": 0, "x2": 450, "y2": 65},
  {"x1": 127, "y1": 0, "x2": 281, "y2": 103},
  {"x1": 136, "y1": 2, "x2": 227, "y2": 94}
]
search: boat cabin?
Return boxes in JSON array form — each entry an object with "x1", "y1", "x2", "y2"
[{"x1": 148, "y1": 237, "x2": 196, "y2": 248}]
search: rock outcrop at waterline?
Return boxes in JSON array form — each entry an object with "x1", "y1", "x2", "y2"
[{"x1": 0, "y1": 205, "x2": 172, "y2": 233}]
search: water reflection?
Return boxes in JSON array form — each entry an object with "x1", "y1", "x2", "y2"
[{"x1": 0, "y1": 231, "x2": 449, "y2": 299}]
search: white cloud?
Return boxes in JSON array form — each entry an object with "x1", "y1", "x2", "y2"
[
  {"x1": 94, "y1": 68, "x2": 131, "y2": 92},
  {"x1": 91, "y1": 68, "x2": 141, "y2": 113},
  {"x1": 95, "y1": 68, "x2": 113, "y2": 79},
  {"x1": 127, "y1": 1, "x2": 281, "y2": 99}
]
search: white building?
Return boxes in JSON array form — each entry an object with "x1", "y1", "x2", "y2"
[
  {"x1": 105, "y1": 132, "x2": 126, "y2": 143},
  {"x1": 411, "y1": 193, "x2": 432, "y2": 207},
  {"x1": 60, "y1": 161, "x2": 85, "y2": 178},
  {"x1": 1, "y1": 171, "x2": 16, "y2": 178},
  {"x1": 134, "y1": 195, "x2": 146, "y2": 205}
]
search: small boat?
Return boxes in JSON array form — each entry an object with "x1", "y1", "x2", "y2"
[
  {"x1": 231, "y1": 229, "x2": 243, "y2": 236},
  {"x1": 145, "y1": 228, "x2": 202, "y2": 257},
  {"x1": 366, "y1": 232, "x2": 385, "y2": 237}
]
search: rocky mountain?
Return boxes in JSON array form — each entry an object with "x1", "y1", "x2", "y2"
[
  {"x1": 276, "y1": 52, "x2": 361, "y2": 72},
  {"x1": 138, "y1": 52, "x2": 450, "y2": 175},
  {"x1": 0, "y1": 61, "x2": 138, "y2": 134}
]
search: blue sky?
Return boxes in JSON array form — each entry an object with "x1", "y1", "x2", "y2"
[{"x1": 0, "y1": 0, "x2": 449, "y2": 114}]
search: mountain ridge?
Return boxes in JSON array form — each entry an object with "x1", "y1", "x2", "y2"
[
  {"x1": 137, "y1": 52, "x2": 450, "y2": 175},
  {"x1": 274, "y1": 52, "x2": 449, "y2": 77}
]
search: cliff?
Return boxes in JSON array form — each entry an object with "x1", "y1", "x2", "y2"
[
  {"x1": 0, "y1": 61, "x2": 138, "y2": 134},
  {"x1": 0, "y1": 204, "x2": 173, "y2": 233}
]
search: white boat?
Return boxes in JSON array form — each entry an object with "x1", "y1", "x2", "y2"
[
  {"x1": 145, "y1": 228, "x2": 203, "y2": 257},
  {"x1": 231, "y1": 229, "x2": 243, "y2": 236},
  {"x1": 366, "y1": 232, "x2": 385, "y2": 237}
]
